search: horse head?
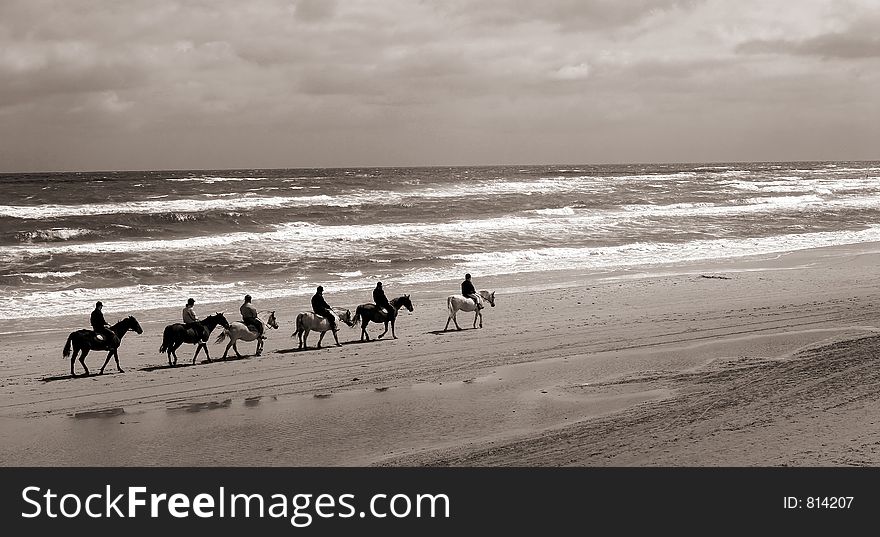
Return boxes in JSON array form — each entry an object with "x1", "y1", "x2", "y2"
[
  {"x1": 128, "y1": 315, "x2": 144, "y2": 334},
  {"x1": 395, "y1": 294, "x2": 414, "y2": 312},
  {"x1": 212, "y1": 312, "x2": 231, "y2": 329},
  {"x1": 339, "y1": 309, "x2": 354, "y2": 327},
  {"x1": 480, "y1": 290, "x2": 496, "y2": 307},
  {"x1": 267, "y1": 311, "x2": 279, "y2": 329}
]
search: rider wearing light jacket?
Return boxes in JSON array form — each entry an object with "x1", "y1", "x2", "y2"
[{"x1": 241, "y1": 294, "x2": 264, "y2": 337}]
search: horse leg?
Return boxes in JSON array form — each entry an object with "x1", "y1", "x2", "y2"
[
  {"x1": 332, "y1": 327, "x2": 341, "y2": 347},
  {"x1": 378, "y1": 320, "x2": 388, "y2": 339},
  {"x1": 115, "y1": 350, "x2": 124, "y2": 373},
  {"x1": 362, "y1": 321, "x2": 370, "y2": 341},
  {"x1": 204, "y1": 343, "x2": 212, "y2": 363},
  {"x1": 473, "y1": 310, "x2": 479, "y2": 329},
  {"x1": 233, "y1": 340, "x2": 242, "y2": 359},
  {"x1": 99, "y1": 350, "x2": 113, "y2": 375},
  {"x1": 222, "y1": 339, "x2": 233, "y2": 360},
  {"x1": 453, "y1": 309, "x2": 462, "y2": 330},
  {"x1": 478, "y1": 310, "x2": 483, "y2": 329},
  {"x1": 70, "y1": 346, "x2": 79, "y2": 377},
  {"x1": 172, "y1": 342, "x2": 182, "y2": 366},
  {"x1": 79, "y1": 349, "x2": 91, "y2": 376},
  {"x1": 317, "y1": 331, "x2": 325, "y2": 349},
  {"x1": 391, "y1": 318, "x2": 397, "y2": 339}
]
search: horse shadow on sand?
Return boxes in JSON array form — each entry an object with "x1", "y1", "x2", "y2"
[
  {"x1": 428, "y1": 327, "x2": 480, "y2": 335},
  {"x1": 140, "y1": 353, "x2": 257, "y2": 372},
  {"x1": 274, "y1": 338, "x2": 378, "y2": 354},
  {"x1": 40, "y1": 373, "x2": 100, "y2": 383}
]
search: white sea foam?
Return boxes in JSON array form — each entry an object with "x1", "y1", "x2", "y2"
[
  {"x1": 8, "y1": 193, "x2": 880, "y2": 258},
  {"x1": 17, "y1": 270, "x2": 82, "y2": 279},
  {"x1": 0, "y1": 194, "x2": 375, "y2": 219},
  {"x1": 331, "y1": 270, "x2": 364, "y2": 278},
  {"x1": 532, "y1": 207, "x2": 576, "y2": 216},
  {"x1": 440, "y1": 226, "x2": 880, "y2": 277},
  {"x1": 166, "y1": 176, "x2": 268, "y2": 183},
  {"x1": 16, "y1": 228, "x2": 91, "y2": 242},
  {"x1": 7, "y1": 225, "x2": 880, "y2": 320}
]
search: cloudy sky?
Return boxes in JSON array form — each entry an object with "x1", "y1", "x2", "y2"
[{"x1": 1, "y1": 0, "x2": 878, "y2": 172}]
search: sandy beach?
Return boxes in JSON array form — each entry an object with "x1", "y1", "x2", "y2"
[{"x1": 2, "y1": 243, "x2": 880, "y2": 466}]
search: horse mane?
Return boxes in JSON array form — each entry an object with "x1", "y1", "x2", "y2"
[{"x1": 111, "y1": 316, "x2": 135, "y2": 330}]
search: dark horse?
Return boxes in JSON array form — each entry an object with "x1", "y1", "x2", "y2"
[
  {"x1": 352, "y1": 295, "x2": 414, "y2": 342},
  {"x1": 62, "y1": 316, "x2": 143, "y2": 377},
  {"x1": 159, "y1": 312, "x2": 229, "y2": 366}
]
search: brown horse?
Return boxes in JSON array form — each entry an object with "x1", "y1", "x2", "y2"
[
  {"x1": 62, "y1": 316, "x2": 143, "y2": 376},
  {"x1": 352, "y1": 295, "x2": 413, "y2": 341},
  {"x1": 159, "y1": 312, "x2": 230, "y2": 366}
]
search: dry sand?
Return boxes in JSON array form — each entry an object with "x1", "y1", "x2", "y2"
[{"x1": 2, "y1": 243, "x2": 880, "y2": 466}]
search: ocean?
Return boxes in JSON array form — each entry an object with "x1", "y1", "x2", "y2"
[{"x1": 1, "y1": 161, "x2": 879, "y2": 320}]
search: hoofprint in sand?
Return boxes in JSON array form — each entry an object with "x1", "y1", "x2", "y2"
[{"x1": 2, "y1": 242, "x2": 880, "y2": 466}]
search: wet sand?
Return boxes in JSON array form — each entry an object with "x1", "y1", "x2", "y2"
[{"x1": 3, "y1": 243, "x2": 880, "y2": 466}]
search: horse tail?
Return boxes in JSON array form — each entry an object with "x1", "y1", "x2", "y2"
[
  {"x1": 62, "y1": 333, "x2": 73, "y2": 358},
  {"x1": 293, "y1": 313, "x2": 305, "y2": 336},
  {"x1": 352, "y1": 306, "x2": 362, "y2": 325},
  {"x1": 447, "y1": 296, "x2": 455, "y2": 314},
  {"x1": 159, "y1": 325, "x2": 172, "y2": 353},
  {"x1": 215, "y1": 329, "x2": 228, "y2": 344}
]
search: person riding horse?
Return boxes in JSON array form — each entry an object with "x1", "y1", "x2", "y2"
[
  {"x1": 182, "y1": 297, "x2": 197, "y2": 324},
  {"x1": 240, "y1": 294, "x2": 264, "y2": 338},
  {"x1": 90, "y1": 301, "x2": 119, "y2": 346},
  {"x1": 373, "y1": 282, "x2": 392, "y2": 318},
  {"x1": 182, "y1": 297, "x2": 209, "y2": 340},
  {"x1": 461, "y1": 273, "x2": 482, "y2": 310},
  {"x1": 312, "y1": 286, "x2": 337, "y2": 332}
]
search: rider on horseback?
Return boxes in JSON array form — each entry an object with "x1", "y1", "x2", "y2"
[
  {"x1": 182, "y1": 297, "x2": 197, "y2": 324},
  {"x1": 240, "y1": 294, "x2": 264, "y2": 338},
  {"x1": 373, "y1": 282, "x2": 391, "y2": 318},
  {"x1": 312, "y1": 286, "x2": 338, "y2": 332},
  {"x1": 90, "y1": 301, "x2": 119, "y2": 346},
  {"x1": 461, "y1": 273, "x2": 482, "y2": 310}
]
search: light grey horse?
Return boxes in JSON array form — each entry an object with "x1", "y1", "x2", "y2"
[
  {"x1": 444, "y1": 289, "x2": 495, "y2": 331},
  {"x1": 292, "y1": 309, "x2": 354, "y2": 349},
  {"x1": 215, "y1": 311, "x2": 278, "y2": 359}
]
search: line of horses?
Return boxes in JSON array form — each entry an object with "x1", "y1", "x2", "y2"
[{"x1": 61, "y1": 290, "x2": 495, "y2": 377}]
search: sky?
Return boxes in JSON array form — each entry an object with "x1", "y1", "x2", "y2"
[{"x1": 1, "y1": 0, "x2": 878, "y2": 172}]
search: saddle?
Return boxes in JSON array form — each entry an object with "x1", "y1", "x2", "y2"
[
  {"x1": 91, "y1": 330, "x2": 119, "y2": 346},
  {"x1": 244, "y1": 319, "x2": 263, "y2": 336}
]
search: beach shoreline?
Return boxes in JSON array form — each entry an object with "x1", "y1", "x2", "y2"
[{"x1": 2, "y1": 241, "x2": 880, "y2": 466}]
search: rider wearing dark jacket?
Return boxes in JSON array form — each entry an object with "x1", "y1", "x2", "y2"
[
  {"x1": 90, "y1": 301, "x2": 119, "y2": 346},
  {"x1": 461, "y1": 273, "x2": 482, "y2": 309},
  {"x1": 311, "y1": 286, "x2": 337, "y2": 331},
  {"x1": 373, "y1": 282, "x2": 391, "y2": 317}
]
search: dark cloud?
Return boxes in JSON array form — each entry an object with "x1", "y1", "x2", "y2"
[
  {"x1": 295, "y1": 0, "x2": 337, "y2": 22},
  {"x1": 436, "y1": 0, "x2": 704, "y2": 31},
  {"x1": 0, "y1": 0, "x2": 878, "y2": 171},
  {"x1": 738, "y1": 33, "x2": 880, "y2": 59}
]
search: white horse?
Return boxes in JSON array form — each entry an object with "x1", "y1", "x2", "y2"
[
  {"x1": 292, "y1": 309, "x2": 354, "y2": 349},
  {"x1": 444, "y1": 289, "x2": 496, "y2": 331},
  {"x1": 215, "y1": 311, "x2": 278, "y2": 359}
]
